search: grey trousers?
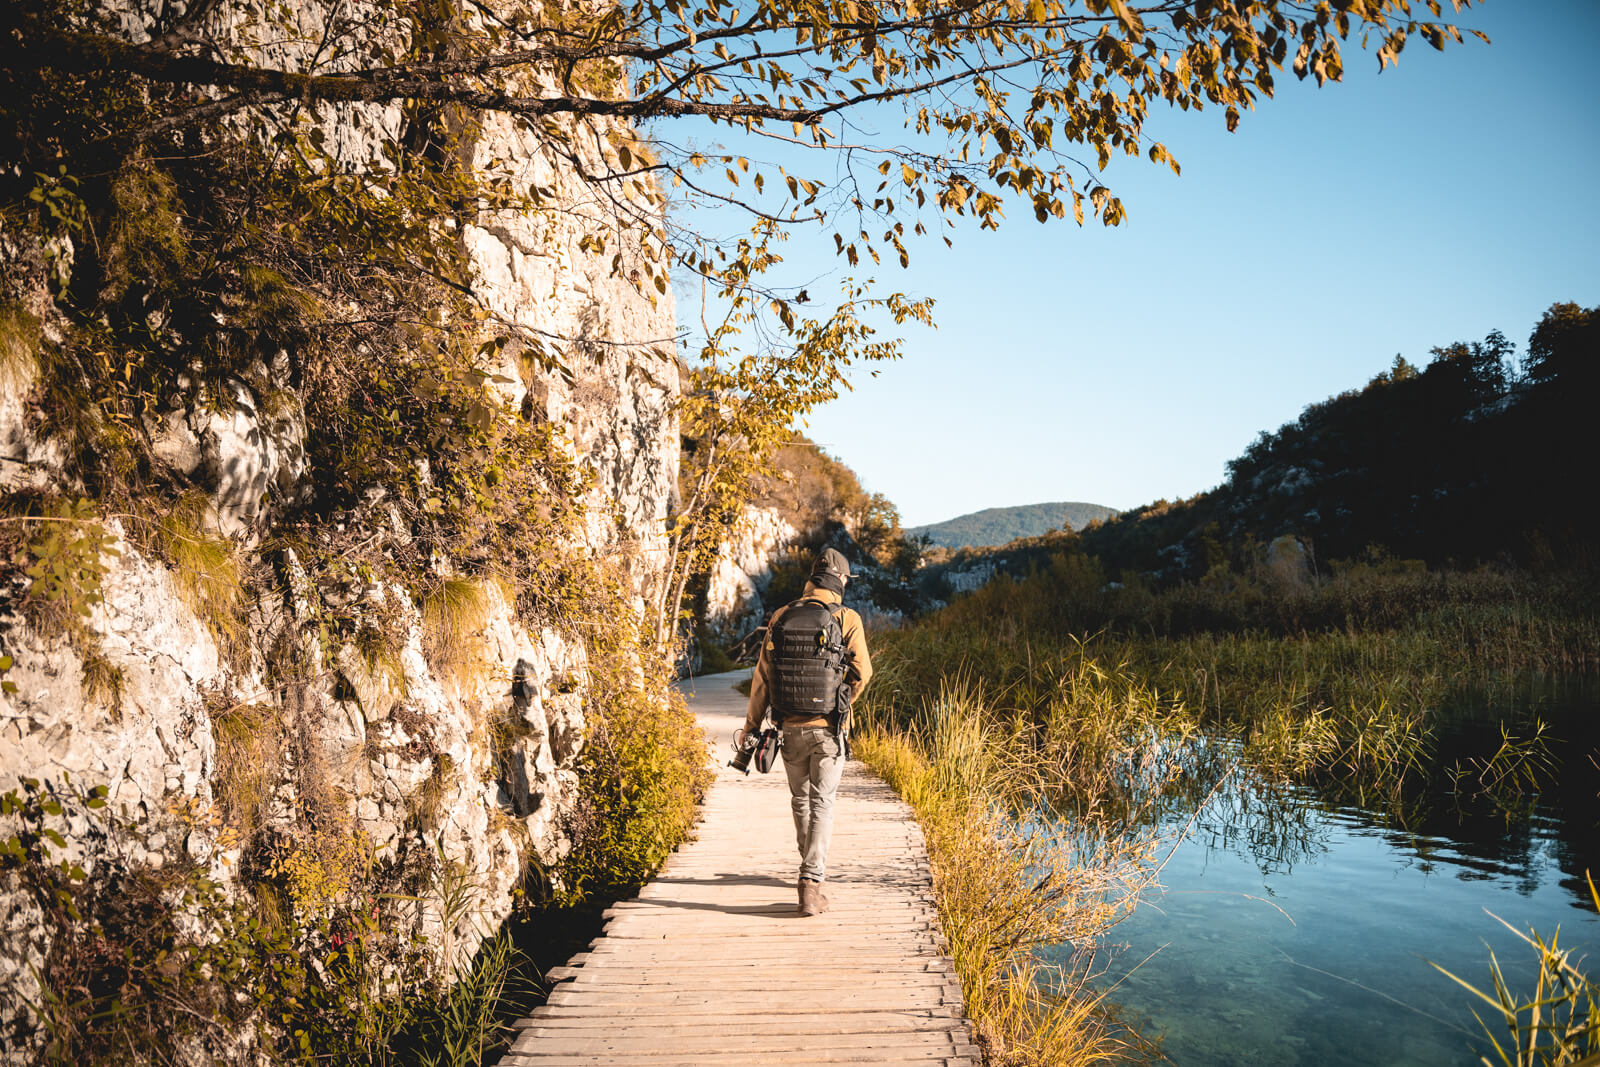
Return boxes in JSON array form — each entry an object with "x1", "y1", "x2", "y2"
[{"x1": 781, "y1": 726, "x2": 844, "y2": 882}]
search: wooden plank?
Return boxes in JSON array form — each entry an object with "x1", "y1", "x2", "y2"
[
  {"x1": 596, "y1": 922, "x2": 942, "y2": 938},
  {"x1": 568, "y1": 954, "x2": 948, "y2": 968},
  {"x1": 541, "y1": 973, "x2": 959, "y2": 992},
  {"x1": 514, "y1": 1031, "x2": 969, "y2": 1055},
  {"x1": 536, "y1": 995, "x2": 962, "y2": 1011},
  {"x1": 537, "y1": 982, "x2": 958, "y2": 1001},
  {"x1": 545, "y1": 973, "x2": 960, "y2": 991},
  {"x1": 503, "y1": 1057, "x2": 979, "y2": 1066},
  {"x1": 524, "y1": 1014, "x2": 965, "y2": 1037},
  {"x1": 530, "y1": 1006, "x2": 963, "y2": 1023}
]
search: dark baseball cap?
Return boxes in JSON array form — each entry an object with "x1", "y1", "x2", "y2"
[{"x1": 810, "y1": 547, "x2": 851, "y2": 583}]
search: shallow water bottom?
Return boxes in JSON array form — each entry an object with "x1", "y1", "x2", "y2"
[{"x1": 1081, "y1": 799, "x2": 1597, "y2": 1066}]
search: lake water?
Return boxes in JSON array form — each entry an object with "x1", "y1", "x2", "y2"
[{"x1": 1078, "y1": 677, "x2": 1600, "y2": 1066}]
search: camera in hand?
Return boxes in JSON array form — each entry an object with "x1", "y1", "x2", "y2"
[{"x1": 729, "y1": 725, "x2": 780, "y2": 774}]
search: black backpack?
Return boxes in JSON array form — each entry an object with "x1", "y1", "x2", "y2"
[{"x1": 766, "y1": 598, "x2": 849, "y2": 722}]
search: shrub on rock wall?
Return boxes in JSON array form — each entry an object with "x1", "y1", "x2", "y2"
[
  {"x1": 562, "y1": 678, "x2": 712, "y2": 899},
  {"x1": 0, "y1": 776, "x2": 529, "y2": 1063}
]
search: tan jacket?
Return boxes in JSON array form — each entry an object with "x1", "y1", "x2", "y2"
[{"x1": 744, "y1": 583, "x2": 872, "y2": 734}]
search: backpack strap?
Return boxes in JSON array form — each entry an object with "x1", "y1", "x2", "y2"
[{"x1": 825, "y1": 602, "x2": 856, "y2": 752}]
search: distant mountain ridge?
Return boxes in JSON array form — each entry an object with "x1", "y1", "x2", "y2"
[{"x1": 909, "y1": 501, "x2": 1119, "y2": 549}]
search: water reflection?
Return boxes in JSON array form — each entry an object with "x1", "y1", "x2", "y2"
[
  {"x1": 1187, "y1": 781, "x2": 1329, "y2": 877},
  {"x1": 1077, "y1": 676, "x2": 1600, "y2": 1067}
]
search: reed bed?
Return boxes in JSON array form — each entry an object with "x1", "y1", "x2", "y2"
[
  {"x1": 869, "y1": 594, "x2": 1588, "y2": 808},
  {"x1": 855, "y1": 679, "x2": 1167, "y2": 1065},
  {"x1": 869, "y1": 629, "x2": 1423, "y2": 809},
  {"x1": 932, "y1": 556, "x2": 1600, "y2": 676},
  {"x1": 853, "y1": 559, "x2": 1598, "y2": 1062}
]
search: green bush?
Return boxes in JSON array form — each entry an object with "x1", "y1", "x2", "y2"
[
  {"x1": 695, "y1": 632, "x2": 737, "y2": 674},
  {"x1": 560, "y1": 675, "x2": 712, "y2": 900}
]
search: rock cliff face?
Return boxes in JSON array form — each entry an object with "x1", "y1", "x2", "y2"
[
  {"x1": 0, "y1": 0, "x2": 678, "y2": 1048},
  {"x1": 703, "y1": 506, "x2": 803, "y2": 641},
  {"x1": 702, "y1": 511, "x2": 918, "y2": 646}
]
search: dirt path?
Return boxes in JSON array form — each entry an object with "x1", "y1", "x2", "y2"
[{"x1": 500, "y1": 670, "x2": 977, "y2": 1066}]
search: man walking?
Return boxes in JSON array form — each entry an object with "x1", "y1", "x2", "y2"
[{"x1": 742, "y1": 547, "x2": 872, "y2": 917}]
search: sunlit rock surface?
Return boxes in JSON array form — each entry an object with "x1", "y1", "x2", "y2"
[{"x1": 704, "y1": 506, "x2": 803, "y2": 641}]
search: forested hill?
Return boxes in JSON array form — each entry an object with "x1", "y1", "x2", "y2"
[
  {"x1": 1077, "y1": 302, "x2": 1598, "y2": 577},
  {"x1": 910, "y1": 501, "x2": 1118, "y2": 549}
]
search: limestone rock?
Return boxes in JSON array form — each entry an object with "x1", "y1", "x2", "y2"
[
  {"x1": 704, "y1": 506, "x2": 802, "y2": 640},
  {"x1": 0, "y1": 4, "x2": 679, "y2": 1055},
  {"x1": 143, "y1": 382, "x2": 307, "y2": 540}
]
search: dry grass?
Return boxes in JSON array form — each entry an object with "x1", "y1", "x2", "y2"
[
  {"x1": 856, "y1": 680, "x2": 1160, "y2": 1066},
  {"x1": 0, "y1": 302, "x2": 40, "y2": 394},
  {"x1": 351, "y1": 617, "x2": 410, "y2": 698},
  {"x1": 406, "y1": 753, "x2": 456, "y2": 834},
  {"x1": 79, "y1": 648, "x2": 125, "y2": 712},
  {"x1": 147, "y1": 491, "x2": 247, "y2": 653},
  {"x1": 209, "y1": 699, "x2": 284, "y2": 845},
  {"x1": 422, "y1": 575, "x2": 499, "y2": 685}
]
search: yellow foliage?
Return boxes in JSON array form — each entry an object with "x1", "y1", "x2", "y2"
[{"x1": 271, "y1": 827, "x2": 372, "y2": 915}]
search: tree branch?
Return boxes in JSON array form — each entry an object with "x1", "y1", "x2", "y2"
[{"x1": 2, "y1": 17, "x2": 835, "y2": 124}]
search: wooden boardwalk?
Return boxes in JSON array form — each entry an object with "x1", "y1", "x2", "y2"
[{"x1": 502, "y1": 670, "x2": 978, "y2": 1066}]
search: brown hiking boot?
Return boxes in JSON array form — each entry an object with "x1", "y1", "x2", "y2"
[
  {"x1": 796, "y1": 879, "x2": 807, "y2": 915},
  {"x1": 799, "y1": 879, "x2": 828, "y2": 917}
]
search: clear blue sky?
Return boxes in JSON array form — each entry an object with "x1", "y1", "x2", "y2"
[{"x1": 669, "y1": 2, "x2": 1599, "y2": 528}]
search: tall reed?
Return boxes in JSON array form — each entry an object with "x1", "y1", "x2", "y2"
[
  {"x1": 856, "y1": 679, "x2": 1162, "y2": 1065},
  {"x1": 1431, "y1": 874, "x2": 1600, "y2": 1067}
]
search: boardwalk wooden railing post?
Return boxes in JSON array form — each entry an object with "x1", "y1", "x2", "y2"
[{"x1": 501, "y1": 671, "x2": 979, "y2": 1066}]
